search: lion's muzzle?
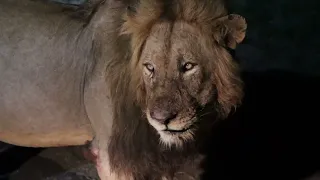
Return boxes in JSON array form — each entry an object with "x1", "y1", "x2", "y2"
[{"x1": 149, "y1": 106, "x2": 177, "y2": 125}]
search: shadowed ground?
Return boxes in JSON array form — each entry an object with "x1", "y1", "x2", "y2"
[
  {"x1": 1, "y1": 0, "x2": 319, "y2": 179},
  {"x1": 0, "y1": 147, "x2": 98, "y2": 180}
]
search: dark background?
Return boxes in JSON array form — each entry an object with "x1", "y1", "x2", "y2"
[
  {"x1": 1, "y1": 0, "x2": 320, "y2": 179},
  {"x1": 206, "y1": 0, "x2": 320, "y2": 179}
]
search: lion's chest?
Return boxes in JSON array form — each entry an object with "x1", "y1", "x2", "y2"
[{"x1": 159, "y1": 154, "x2": 205, "y2": 180}]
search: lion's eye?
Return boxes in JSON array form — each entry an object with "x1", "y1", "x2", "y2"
[
  {"x1": 143, "y1": 63, "x2": 154, "y2": 73},
  {"x1": 182, "y1": 62, "x2": 196, "y2": 72}
]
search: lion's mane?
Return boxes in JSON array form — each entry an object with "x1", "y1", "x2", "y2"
[{"x1": 97, "y1": 0, "x2": 244, "y2": 178}]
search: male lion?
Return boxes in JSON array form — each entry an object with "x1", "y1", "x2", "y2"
[{"x1": 0, "y1": 0, "x2": 246, "y2": 179}]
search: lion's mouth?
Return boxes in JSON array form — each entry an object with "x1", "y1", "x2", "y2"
[
  {"x1": 163, "y1": 125, "x2": 193, "y2": 134},
  {"x1": 161, "y1": 116, "x2": 197, "y2": 134}
]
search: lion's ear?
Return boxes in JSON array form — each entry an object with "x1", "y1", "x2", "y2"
[{"x1": 213, "y1": 14, "x2": 247, "y2": 49}]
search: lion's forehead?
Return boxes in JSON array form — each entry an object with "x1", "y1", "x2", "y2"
[
  {"x1": 147, "y1": 21, "x2": 202, "y2": 44},
  {"x1": 171, "y1": 22, "x2": 201, "y2": 39},
  {"x1": 143, "y1": 22, "x2": 205, "y2": 64}
]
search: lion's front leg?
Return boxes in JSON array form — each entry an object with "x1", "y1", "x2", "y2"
[{"x1": 91, "y1": 147, "x2": 133, "y2": 180}]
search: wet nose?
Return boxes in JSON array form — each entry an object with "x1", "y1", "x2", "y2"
[{"x1": 149, "y1": 108, "x2": 177, "y2": 124}]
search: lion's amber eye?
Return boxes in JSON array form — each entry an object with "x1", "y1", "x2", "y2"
[
  {"x1": 182, "y1": 62, "x2": 195, "y2": 72},
  {"x1": 143, "y1": 63, "x2": 154, "y2": 73}
]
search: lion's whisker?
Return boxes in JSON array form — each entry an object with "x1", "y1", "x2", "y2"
[{"x1": 198, "y1": 111, "x2": 213, "y2": 117}]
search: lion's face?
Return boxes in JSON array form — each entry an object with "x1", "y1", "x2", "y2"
[
  {"x1": 136, "y1": 20, "x2": 243, "y2": 147},
  {"x1": 121, "y1": 0, "x2": 247, "y2": 147}
]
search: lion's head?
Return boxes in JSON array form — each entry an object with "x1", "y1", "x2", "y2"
[{"x1": 114, "y1": 0, "x2": 247, "y2": 148}]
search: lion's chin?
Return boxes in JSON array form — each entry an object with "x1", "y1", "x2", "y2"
[
  {"x1": 158, "y1": 128, "x2": 195, "y2": 149},
  {"x1": 146, "y1": 113, "x2": 198, "y2": 148}
]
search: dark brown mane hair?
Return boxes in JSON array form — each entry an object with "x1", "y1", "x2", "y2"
[{"x1": 104, "y1": 0, "x2": 244, "y2": 178}]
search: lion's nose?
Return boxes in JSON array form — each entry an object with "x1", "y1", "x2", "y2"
[{"x1": 149, "y1": 108, "x2": 177, "y2": 124}]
